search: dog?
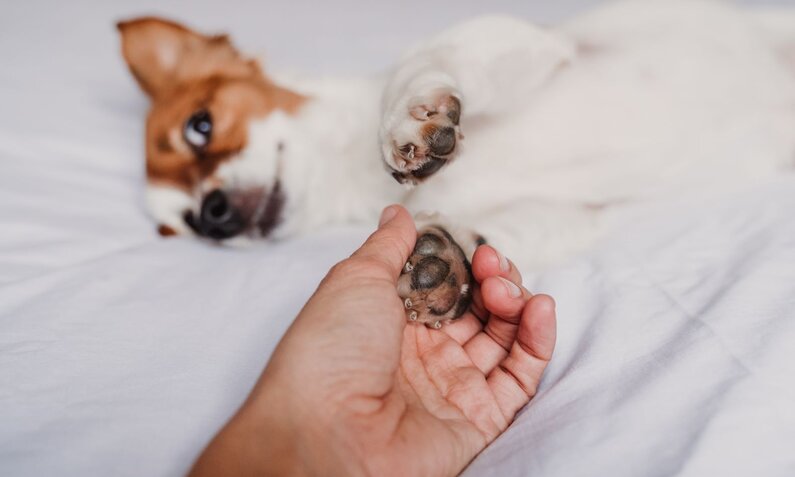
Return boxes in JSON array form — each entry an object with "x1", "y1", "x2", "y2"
[{"x1": 118, "y1": 1, "x2": 795, "y2": 327}]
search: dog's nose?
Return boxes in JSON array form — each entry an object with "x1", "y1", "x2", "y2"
[{"x1": 197, "y1": 189, "x2": 245, "y2": 239}]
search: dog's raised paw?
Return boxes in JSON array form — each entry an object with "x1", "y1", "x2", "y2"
[
  {"x1": 383, "y1": 90, "x2": 462, "y2": 185},
  {"x1": 397, "y1": 225, "x2": 472, "y2": 328}
]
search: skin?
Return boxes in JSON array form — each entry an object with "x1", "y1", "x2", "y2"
[{"x1": 188, "y1": 205, "x2": 557, "y2": 477}]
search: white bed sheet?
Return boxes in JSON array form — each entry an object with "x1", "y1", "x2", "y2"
[{"x1": 2, "y1": 1, "x2": 794, "y2": 476}]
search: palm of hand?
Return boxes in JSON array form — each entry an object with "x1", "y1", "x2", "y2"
[{"x1": 348, "y1": 248, "x2": 556, "y2": 477}]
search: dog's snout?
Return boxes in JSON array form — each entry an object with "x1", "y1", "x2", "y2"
[{"x1": 194, "y1": 189, "x2": 245, "y2": 240}]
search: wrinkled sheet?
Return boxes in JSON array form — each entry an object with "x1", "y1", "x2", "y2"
[{"x1": 2, "y1": 1, "x2": 794, "y2": 476}]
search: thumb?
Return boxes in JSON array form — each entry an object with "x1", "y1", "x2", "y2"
[{"x1": 349, "y1": 205, "x2": 417, "y2": 282}]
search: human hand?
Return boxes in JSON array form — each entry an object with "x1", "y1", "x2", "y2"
[{"x1": 189, "y1": 205, "x2": 557, "y2": 477}]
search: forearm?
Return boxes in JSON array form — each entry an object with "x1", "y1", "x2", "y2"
[{"x1": 188, "y1": 373, "x2": 368, "y2": 477}]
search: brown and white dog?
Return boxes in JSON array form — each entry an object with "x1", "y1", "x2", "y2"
[{"x1": 118, "y1": 1, "x2": 795, "y2": 327}]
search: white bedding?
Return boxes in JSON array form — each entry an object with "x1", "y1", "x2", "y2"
[{"x1": 2, "y1": 1, "x2": 794, "y2": 476}]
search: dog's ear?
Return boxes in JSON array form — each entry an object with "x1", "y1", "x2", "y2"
[{"x1": 117, "y1": 17, "x2": 260, "y2": 99}]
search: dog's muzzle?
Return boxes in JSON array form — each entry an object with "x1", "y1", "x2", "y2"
[{"x1": 184, "y1": 184, "x2": 284, "y2": 240}]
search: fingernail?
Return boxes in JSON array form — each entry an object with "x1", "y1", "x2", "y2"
[
  {"x1": 495, "y1": 248, "x2": 510, "y2": 273},
  {"x1": 379, "y1": 205, "x2": 398, "y2": 226},
  {"x1": 499, "y1": 277, "x2": 522, "y2": 298}
]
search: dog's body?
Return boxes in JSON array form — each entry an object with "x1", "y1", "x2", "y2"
[{"x1": 120, "y1": 1, "x2": 795, "y2": 323}]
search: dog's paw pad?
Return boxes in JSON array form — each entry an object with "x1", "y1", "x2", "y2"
[
  {"x1": 397, "y1": 226, "x2": 472, "y2": 328},
  {"x1": 387, "y1": 91, "x2": 463, "y2": 185}
]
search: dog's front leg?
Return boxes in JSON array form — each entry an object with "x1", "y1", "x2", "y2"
[{"x1": 379, "y1": 16, "x2": 574, "y2": 185}]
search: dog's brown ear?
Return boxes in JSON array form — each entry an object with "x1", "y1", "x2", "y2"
[{"x1": 117, "y1": 17, "x2": 259, "y2": 99}]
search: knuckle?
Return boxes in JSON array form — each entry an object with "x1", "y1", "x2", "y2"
[
  {"x1": 334, "y1": 232, "x2": 415, "y2": 282},
  {"x1": 327, "y1": 257, "x2": 389, "y2": 283},
  {"x1": 356, "y1": 256, "x2": 395, "y2": 279},
  {"x1": 327, "y1": 259, "x2": 365, "y2": 280},
  {"x1": 384, "y1": 234, "x2": 414, "y2": 261}
]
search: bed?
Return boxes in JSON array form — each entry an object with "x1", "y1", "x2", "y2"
[{"x1": 2, "y1": 1, "x2": 794, "y2": 475}]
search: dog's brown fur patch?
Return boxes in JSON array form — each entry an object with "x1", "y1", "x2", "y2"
[{"x1": 118, "y1": 17, "x2": 305, "y2": 191}]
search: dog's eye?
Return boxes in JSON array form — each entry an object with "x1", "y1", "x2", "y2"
[{"x1": 183, "y1": 109, "x2": 212, "y2": 151}]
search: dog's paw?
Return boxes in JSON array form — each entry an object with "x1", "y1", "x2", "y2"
[
  {"x1": 397, "y1": 225, "x2": 473, "y2": 329},
  {"x1": 381, "y1": 89, "x2": 462, "y2": 185}
]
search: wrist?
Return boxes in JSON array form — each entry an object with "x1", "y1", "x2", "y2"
[
  {"x1": 189, "y1": 382, "x2": 311, "y2": 477},
  {"x1": 242, "y1": 383, "x2": 370, "y2": 477}
]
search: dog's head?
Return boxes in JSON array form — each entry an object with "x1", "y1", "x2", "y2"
[{"x1": 118, "y1": 17, "x2": 305, "y2": 241}]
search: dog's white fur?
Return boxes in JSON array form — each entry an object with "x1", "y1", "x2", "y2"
[{"x1": 149, "y1": 1, "x2": 795, "y2": 269}]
